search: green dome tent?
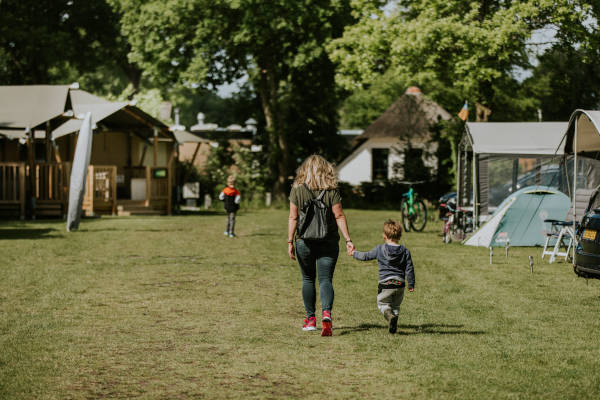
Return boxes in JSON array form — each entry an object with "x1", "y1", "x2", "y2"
[{"x1": 464, "y1": 186, "x2": 570, "y2": 247}]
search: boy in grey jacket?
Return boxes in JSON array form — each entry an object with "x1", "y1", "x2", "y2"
[{"x1": 351, "y1": 219, "x2": 415, "y2": 333}]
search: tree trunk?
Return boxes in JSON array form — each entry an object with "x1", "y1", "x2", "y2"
[{"x1": 258, "y1": 65, "x2": 290, "y2": 199}]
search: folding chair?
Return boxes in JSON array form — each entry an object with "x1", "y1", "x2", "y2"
[{"x1": 542, "y1": 188, "x2": 596, "y2": 264}]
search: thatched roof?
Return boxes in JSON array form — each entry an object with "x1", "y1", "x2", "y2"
[{"x1": 357, "y1": 90, "x2": 451, "y2": 143}]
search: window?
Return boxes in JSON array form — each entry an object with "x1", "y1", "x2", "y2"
[{"x1": 372, "y1": 148, "x2": 389, "y2": 181}]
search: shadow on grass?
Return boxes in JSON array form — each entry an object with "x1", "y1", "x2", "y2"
[
  {"x1": 338, "y1": 322, "x2": 485, "y2": 336},
  {"x1": 0, "y1": 228, "x2": 58, "y2": 239}
]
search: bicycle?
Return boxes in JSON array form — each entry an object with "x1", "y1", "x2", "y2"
[{"x1": 400, "y1": 182, "x2": 428, "y2": 232}]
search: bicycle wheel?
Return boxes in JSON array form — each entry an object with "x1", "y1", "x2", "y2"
[
  {"x1": 400, "y1": 199, "x2": 411, "y2": 232},
  {"x1": 410, "y1": 198, "x2": 428, "y2": 232}
]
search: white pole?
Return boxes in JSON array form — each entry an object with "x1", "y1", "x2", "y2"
[{"x1": 573, "y1": 116, "x2": 578, "y2": 265}]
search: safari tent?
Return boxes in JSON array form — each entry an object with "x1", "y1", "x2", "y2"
[
  {"x1": 0, "y1": 84, "x2": 177, "y2": 218},
  {"x1": 457, "y1": 122, "x2": 568, "y2": 226},
  {"x1": 562, "y1": 110, "x2": 600, "y2": 225},
  {"x1": 464, "y1": 186, "x2": 570, "y2": 247}
]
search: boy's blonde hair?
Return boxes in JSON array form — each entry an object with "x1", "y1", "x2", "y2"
[
  {"x1": 227, "y1": 175, "x2": 236, "y2": 186},
  {"x1": 383, "y1": 219, "x2": 402, "y2": 241},
  {"x1": 293, "y1": 154, "x2": 338, "y2": 190}
]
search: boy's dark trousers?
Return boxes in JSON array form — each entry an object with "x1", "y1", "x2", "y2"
[{"x1": 226, "y1": 212, "x2": 236, "y2": 235}]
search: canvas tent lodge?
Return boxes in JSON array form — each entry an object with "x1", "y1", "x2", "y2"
[
  {"x1": 457, "y1": 122, "x2": 569, "y2": 227},
  {"x1": 337, "y1": 87, "x2": 451, "y2": 185},
  {"x1": 0, "y1": 84, "x2": 177, "y2": 219}
]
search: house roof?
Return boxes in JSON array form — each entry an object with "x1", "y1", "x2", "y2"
[
  {"x1": 356, "y1": 92, "x2": 451, "y2": 143},
  {"x1": 173, "y1": 129, "x2": 210, "y2": 144},
  {"x1": 0, "y1": 85, "x2": 71, "y2": 129},
  {"x1": 465, "y1": 122, "x2": 568, "y2": 155}
]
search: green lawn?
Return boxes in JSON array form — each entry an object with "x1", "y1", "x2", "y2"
[{"x1": 1, "y1": 209, "x2": 600, "y2": 399}]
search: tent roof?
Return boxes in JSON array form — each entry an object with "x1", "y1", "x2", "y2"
[
  {"x1": 0, "y1": 85, "x2": 174, "y2": 141},
  {"x1": 564, "y1": 110, "x2": 600, "y2": 154},
  {"x1": 356, "y1": 93, "x2": 451, "y2": 142},
  {"x1": 0, "y1": 85, "x2": 71, "y2": 129},
  {"x1": 464, "y1": 122, "x2": 568, "y2": 156}
]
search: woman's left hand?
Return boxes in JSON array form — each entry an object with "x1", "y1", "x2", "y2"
[{"x1": 288, "y1": 243, "x2": 296, "y2": 260}]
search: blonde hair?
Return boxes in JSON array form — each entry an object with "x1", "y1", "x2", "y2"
[
  {"x1": 293, "y1": 155, "x2": 338, "y2": 190},
  {"x1": 383, "y1": 219, "x2": 402, "y2": 241},
  {"x1": 227, "y1": 175, "x2": 236, "y2": 186}
]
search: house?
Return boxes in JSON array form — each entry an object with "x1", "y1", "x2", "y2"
[
  {"x1": 177, "y1": 112, "x2": 257, "y2": 173},
  {"x1": 337, "y1": 87, "x2": 451, "y2": 185},
  {"x1": 0, "y1": 84, "x2": 177, "y2": 218}
]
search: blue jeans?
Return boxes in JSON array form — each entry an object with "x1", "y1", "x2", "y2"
[{"x1": 295, "y1": 239, "x2": 339, "y2": 318}]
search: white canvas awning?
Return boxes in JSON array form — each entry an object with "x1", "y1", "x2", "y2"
[
  {"x1": 465, "y1": 122, "x2": 568, "y2": 156},
  {"x1": 0, "y1": 85, "x2": 71, "y2": 129},
  {"x1": 52, "y1": 90, "x2": 128, "y2": 139},
  {"x1": 564, "y1": 110, "x2": 600, "y2": 154}
]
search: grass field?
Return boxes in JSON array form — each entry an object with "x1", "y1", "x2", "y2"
[{"x1": 1, "y1": 209, "x2": 600, "y2": 399}]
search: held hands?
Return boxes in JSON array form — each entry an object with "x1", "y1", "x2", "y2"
[
  {"x1": 409, "y1": 288, "x2": 414, "y2": 292},
  {"x1": 346, "y1": 240, "x2": 355, "y2": 256}
]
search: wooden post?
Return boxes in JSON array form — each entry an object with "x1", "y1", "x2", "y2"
[
  {"x1": 19, "y1": 163, "x2": 25, "y2": 219},
  {"x1": 111, "y1": 166, "x2": 117, "y2": 215},
  {"x1": 145, "y1": 166, "x2": 150, "y2": 207},
  {"x1": 45, "y1": 121, "x2": 52, "y2": 162},
  {"x1": 153, "y1": 128, "x2": 158, "y2": 167}
]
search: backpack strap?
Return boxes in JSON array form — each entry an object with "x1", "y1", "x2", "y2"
[{"x1": 304, "y1": 184, "x2": 326, "y2": 202}]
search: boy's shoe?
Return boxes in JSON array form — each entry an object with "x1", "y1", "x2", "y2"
[
  {"x1": 389, "y1": 315, "x2": 398, "y2": 334},
  {"x1": 302, "y1": 316, "x2": 317, "y2": 331},
  {"x1": 321, "y1": 310, "x2": 332, "y2": 336},
  {"x1": 228, "y1": 233, "x2": 236, "y2": 238},
  {"x1": 224, "y1": 231, "x2": 229, "y2": 236}
]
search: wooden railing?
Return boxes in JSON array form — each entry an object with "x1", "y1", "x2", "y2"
[
  {"x1": 0, "y1": 163, "x2": 26, "y2": 217},
  {"x1": 35, "y1": 162, "x2": 69, "y2": 201}
]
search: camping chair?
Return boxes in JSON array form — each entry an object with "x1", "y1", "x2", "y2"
[{"x1": 542, "y1": 188, "x2": 596, "y2": 263}]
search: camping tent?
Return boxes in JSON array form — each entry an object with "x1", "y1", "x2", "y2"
[
  {"x1": 457, "y1": 122, "x2": 568, "y2": 226},
  {"x1": 464, "y1": 186, "x2": 570, "y2": 247}
]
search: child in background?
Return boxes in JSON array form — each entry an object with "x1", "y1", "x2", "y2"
[
  {"x1": 219, "y1": 175, "x2": 241, "y2": 238},
  {"x1": 351, "y1": 219, "x2": 415, "y2": 333}
]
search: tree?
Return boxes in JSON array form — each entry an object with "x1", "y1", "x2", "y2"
[
  {"x1": 110, "y1": 0, "x2": 372, "y2": 196},
  {"x1": 0, "y1": 0, "x2": 142, "y2": 97},
  {"x1": 328, "y1": 0, "x2": 583, "y2": 120}
]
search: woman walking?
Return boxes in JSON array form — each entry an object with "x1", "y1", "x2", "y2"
[{"x1": 288, "y1": 155, "x2": 354, "y2": 336}]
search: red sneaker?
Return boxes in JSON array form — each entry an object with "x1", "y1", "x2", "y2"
[
  {"x1": 302, "y1": 316, "x2": 317, "y2": 331},
  {"x1": 321, "y1": 310, "x2": 332, "y2": 336}
]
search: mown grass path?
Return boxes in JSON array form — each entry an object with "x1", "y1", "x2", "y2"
[{"x1": 1, "y1": 209, "x2": 600, "y2": 399}]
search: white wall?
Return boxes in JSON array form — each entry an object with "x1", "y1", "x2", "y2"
[{"x1": 338, "y1": 138, "x2": 406, "y2": 185}]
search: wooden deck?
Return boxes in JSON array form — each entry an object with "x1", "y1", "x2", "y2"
[{"x1": 0, "y1": 162, "x2": 173, "y2": 219}]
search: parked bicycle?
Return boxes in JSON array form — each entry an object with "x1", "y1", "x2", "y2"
[
  {"x1": 400, "y1": 182, "x2": 428, "y2": 232},
  {"x1": 439, "y1": 193, "x2": 473, "y2": 243}
]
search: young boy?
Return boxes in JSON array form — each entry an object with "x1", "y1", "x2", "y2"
[
  {"x1": 351, "y1": 219, "x2": 415, "y2": 333},
  {"x1": 219, "y1": 175, "x2": 241, "y2": 238}
]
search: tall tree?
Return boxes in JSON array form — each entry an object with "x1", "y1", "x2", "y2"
[
  {"x1": 110, "y1": 0, "x2": 371, "y2": 196},
  {"x1": 328, "y1": 0, "x2": 583, "y2": 120},
  {"x1": 0, "y1": 0, "x2": 141, "y2": 94}
]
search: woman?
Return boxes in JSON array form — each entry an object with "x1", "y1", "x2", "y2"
[{"x1": 288, "y1": 155, "x2": 354, "y2": 336}]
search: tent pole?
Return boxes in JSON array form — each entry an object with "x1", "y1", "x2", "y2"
[
  {"x1": 573, "y1": 117, "x2": 578, "y2": 265},
  {"x1": 456, "y1": 145, "x2": 461, "y2": 206},
  {"x1": 473, "y1": 153, "x2": 478, "y2": 227}
]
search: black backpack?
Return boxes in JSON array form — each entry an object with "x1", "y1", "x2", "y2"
[{"x1": 297, "y1": 185, "x2": 331, "y2": 240}]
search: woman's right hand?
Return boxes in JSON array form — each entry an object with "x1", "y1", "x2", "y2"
[{"x1": 288, "y1": 243, "x2": 296, "y2": 260}]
